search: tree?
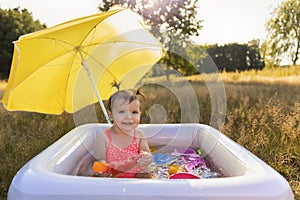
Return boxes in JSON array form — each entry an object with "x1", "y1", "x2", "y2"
[
  {"x1": 265, "y1": 0, "x2": 300, "y2": 66},
  {"x1": 0, "y1": 7, "x2": 46, "y2": 78},
  {"x1": 247, "y1": 39, "x2": 265, "y2": 70},
  {"x1": 98, "y1": 0, "x2": 202, "y2": 77},
  {"x1": 204, "y1": 42, "x2": 265, "y2": 72}
]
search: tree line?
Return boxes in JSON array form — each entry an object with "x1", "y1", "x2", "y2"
[
  {"x1": 201, "y1": 40, "x2": 264, "y2": 72},
  {"x1": 0, "y1": 0, "x2": 299, "y2": 79}
]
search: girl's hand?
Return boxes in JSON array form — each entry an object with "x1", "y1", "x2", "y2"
[{"x1": 137, "y1": 151, "x2": 153, "y2": 167}]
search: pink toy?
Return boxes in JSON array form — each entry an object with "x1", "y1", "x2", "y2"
[{"x1": 170, "y1": 172, "x2": 200, "y2": 179}]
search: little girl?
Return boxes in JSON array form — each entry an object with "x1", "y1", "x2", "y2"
[{"x1": 93, "y1": 88, "x2": 153, "y2": 178}]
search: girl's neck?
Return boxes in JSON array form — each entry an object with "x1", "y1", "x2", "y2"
[{"x1": 110, "y1": 125, "x2": 134, "y2": 136}]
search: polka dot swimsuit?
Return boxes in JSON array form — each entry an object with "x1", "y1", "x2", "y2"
[{"x1": 105, "y1": 129, "x2": 140, "y2": 178}]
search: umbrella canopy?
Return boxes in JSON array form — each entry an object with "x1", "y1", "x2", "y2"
[{"x1": 2, "y1": 7, "x2": 163, "y2": 120}]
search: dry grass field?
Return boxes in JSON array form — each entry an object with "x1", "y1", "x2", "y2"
[{"x1": 0, "y1": 67, "x2": 299, "y2": 199}]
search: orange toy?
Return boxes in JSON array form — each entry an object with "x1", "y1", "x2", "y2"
[
  {"x1": 168, "y1": 164, "x2": 179, "y2": 175},
  {"x1": 92, "y1": 161, "x2": 109, "y2": 173}
]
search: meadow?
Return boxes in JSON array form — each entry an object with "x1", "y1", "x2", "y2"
[{"x1": 0, "y1": 67, "x2": 299, "y2": 199}]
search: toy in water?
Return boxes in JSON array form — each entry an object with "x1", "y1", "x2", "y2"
[
  {"x1": 197, "y1": 149, "x2": 202, "y2": 155},
  {"x1": 151, "y1": 150, "x2": 218, "y2": 179},
  {"x1": 92, "y1": 161, "x2": 109, "y2": 173},
  {"x1": 171, "y1": 148, "x2": 198, "y2": 157},
  {"x1": 183, "y1": 156, "x2": 209, "y2": 167},
  {"x1": 185, "y1": 161, "x2": 220, "y2": 178},
  {"x1": 170, "y1": 172, "x2": 200, "y2": 179},
  {"x1": 149, "y1": 146, "x2": 157, "y2": 152},
  {"x1": 152, "y1": 153, "x2": 176, "y2": 165},
  {"x1": 168, "y1": 164, "x2": 179, "y2": 175},
  {"x1": 170, "y1": 148, "x2": 215, "y2": 179}
]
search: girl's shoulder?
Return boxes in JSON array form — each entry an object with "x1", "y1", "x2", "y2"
[
  {"x1": 135, "y1": 128, "x2": 146, "y2": 138},
  {"x1": 96, "y1": 129, "x2": 110, "y2": 141}
]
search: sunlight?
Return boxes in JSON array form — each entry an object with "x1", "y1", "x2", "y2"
[
  {"x1": 143, "y1": 0, "x2": 159, "y2": 9},
  {"x1": 146, "y1": 0, "x2": 155, "y2": 7}
]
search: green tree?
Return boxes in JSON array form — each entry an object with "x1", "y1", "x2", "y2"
[
  {"x1": 0, "y1": 7, "x2": 46, "y2": 78},
  {"x1": 98, "y1": 0, "x2": 202, "y2": 77},
  {"x1": 247, "y1": 39, "x2": 265, "y2": 70},
  {"x1": 265, "y1": 0, "x2": 300, "y2": 66},
  {"x1": 204, "y1": 42, "x2": 265, "y2": 72}
]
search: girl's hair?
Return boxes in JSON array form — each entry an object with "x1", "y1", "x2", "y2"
[{"x1": 107, "y1": 82, "x2": 145, "y2": 111}]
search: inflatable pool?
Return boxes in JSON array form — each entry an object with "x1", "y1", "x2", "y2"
[{"x1": 8, "y1": 123, "x2": 294, "y2": 200}]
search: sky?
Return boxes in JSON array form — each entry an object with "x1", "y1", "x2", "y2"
[
  {"x1": 196, "y1": 0, "x2": 283, "y2": 44},
  {"x1": 0, "y1": 0, "x2": 284, "y2": 45}
]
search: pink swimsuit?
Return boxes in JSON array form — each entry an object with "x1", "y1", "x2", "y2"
[{"x1": 105, "y1": 129, "x2": 140, "y2": 178}]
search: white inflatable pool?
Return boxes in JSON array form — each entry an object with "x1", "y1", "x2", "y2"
[{"x1": 8, "y1": 123, "x2": 294, "y2": 200}]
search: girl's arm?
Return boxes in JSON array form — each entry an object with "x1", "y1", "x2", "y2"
[
  {"x1": 93, "y1": 131, "x2": 109, "y2": 161},
  {"x1": 91, "y1": 131, "x2": 112, "y2": 177},
  {"x1": 136, "y1": 129, "x2": 152, "y2": 167},
  {"x1": 137, "y1": 129, "x2": 151, "y2": 153}
]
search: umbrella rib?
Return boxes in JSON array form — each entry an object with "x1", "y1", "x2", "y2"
[
  {"x1": 74, "y1": 24, "x2": 119, "y2": 80},
  {"x1": 75, "y1": 22, "x2": 121, "y2": 81},
  {"x1": 76, "y1": 13, "x2": 162, "y2": 78},
  {"x1": 79, "y1": 43, "x2": 162, "y2": 79},
  {"x1": 78, "y1": 47, "x2": 118, "y2": 80},
  {"x1": 26, "y1": 36, "x2": 77, "y2": 48},
  {"x1": 85, "y1": 40, "x2": 163, "y2": 49}
]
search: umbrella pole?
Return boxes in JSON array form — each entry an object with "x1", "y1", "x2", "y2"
[{"x1": 81, "y1": 59, "x2": 112, "y2": 125}]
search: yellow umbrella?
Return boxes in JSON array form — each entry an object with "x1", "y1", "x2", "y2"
[{"x1": 1, "y1": 7, "x2": 163, "y2": 123}]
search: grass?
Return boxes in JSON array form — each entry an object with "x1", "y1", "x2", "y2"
[
  {"x1": 0, "y1": 108, "x2": 74, "y2": 198},
  {"x1": 0, "y1": 67, "x2": 299, "y2": 199},
  {"x1": 220, "y1": 65, "x2": 300, "y2": 84},
  {"x1": 222, "y1": 82, "x2": 300, "y2": 198},
  {"x1": 144, "y1": 65, "x2": 300, "y2": 85}
]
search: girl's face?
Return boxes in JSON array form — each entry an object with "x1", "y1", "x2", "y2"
[{"x1": 110, "y1": 98, "x2": 141, "y2": 133}]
